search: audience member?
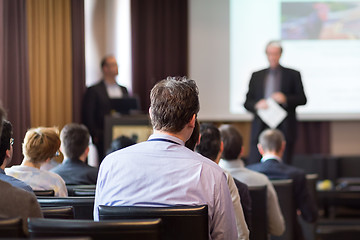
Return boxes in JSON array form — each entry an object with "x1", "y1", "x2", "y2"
[
  {"x1": 0, "y1": 179, "x2": 43, "y2": 235},
  {"x1": 0, "y1": 120, "x2": 33, "y2": 192},
  {"x1": 6, "y1": 127, "x2": 67, "y2": 197},
  {"x1": 196, "y1": 123, "x2": 250, "y2": 240},
  {"x1": 0, "y1": 107, "x2": 42, "y2": 236},
  {"x1": 94, "y1": 77, "x2": 238, "y2": 239},
  {"x1": 82, "y1": 55, "x2": 129, "y2": 160},
  {"x1": 247, "y1": 129, "x2": 318, "y2": 240},
  {"x1": 106, "y1": 135, "x2": 136, "y2": 155},
  {"x1": 51, "y1": 123, "x2": 98, "y2": 185},
  {"x1": 218, "y1": 124, "x2": 285, "y2": 236}
]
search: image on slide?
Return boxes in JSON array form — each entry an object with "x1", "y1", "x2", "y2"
[{"x1": 281, "y1": 2, "x2": 360, "y2": 40}]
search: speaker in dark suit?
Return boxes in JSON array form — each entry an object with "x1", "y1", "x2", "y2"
[
  {"x1": 82, "y1": 56, "x2": 128, "y2": 161},
  {"x1": 244, "y1": 41, "x2": 307, "y2": 165}
]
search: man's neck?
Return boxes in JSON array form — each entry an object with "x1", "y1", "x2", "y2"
[
  {"x1": 153, "y1": 129, "x2": 188, "y2": 143},
  {"x1": 103, "y1": 76, "x2": 117, "y2": 85}
]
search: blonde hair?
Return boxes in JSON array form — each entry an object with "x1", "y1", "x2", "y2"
[{"x1": 22, "y1": 127, "x2": 60, "y2": 164}]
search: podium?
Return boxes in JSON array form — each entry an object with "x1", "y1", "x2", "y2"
[{"x1": 104, "y1": 114, "x2": 152, "y2": 152}]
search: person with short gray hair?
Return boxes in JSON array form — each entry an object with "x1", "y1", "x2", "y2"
[{"x1": 247, "y1": 128, "x2": 318, "y2": 240}]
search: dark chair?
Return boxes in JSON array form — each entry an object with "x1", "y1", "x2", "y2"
[
  {"x1": 37, "y1": 197, "x2": 94, "y2": 219},
  {"x1": 248, "y1": 185, "x2": 267, "y2": 240},
  {"x1": 271, "y1": 179, "x2": 295, "y2": 240},
  {"x1": 98, "y1": 205, "x2": 208, "y2": 240},
  {"x1": 33, "y1": 189, "x2": 55, "y2": 196},
  {"x1": 316, "y1": 219, "x2": 360, "y2": 240},
  {"x1": 0, "y1": 217, "x2": 25, "y2": 238},
  {"x1": 41, "y1": 206, "x2": 75, "y2": 219},
  {"x1": 73, "y1": 189, "x2": 96, "y2": 196},
  {"x1": 27, "y1": 218, "x2": 162, "y2": 240},
  {"x1": 292, "y1": 154, "x2": 326, "y2": 180},
  {"x1": 297, "y1": 174, "x2": 318, "y2": 240},
  {"x1": 67, "y1": 185, "x2": 96, "y2": 196}
]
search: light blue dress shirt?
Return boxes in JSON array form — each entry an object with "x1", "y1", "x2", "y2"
[{"x1": 94, "y1": 133, "x2": 237, "y2": 240}]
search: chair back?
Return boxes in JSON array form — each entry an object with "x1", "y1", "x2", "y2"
[
  {"x1": 67, "y1": 185, "x2": 96, "y2": 196},
  {"x1": 27, "y1": 218, "x2": 162, "y2": 240},
  {"x1": 248, "y1": 185, "x2": 267, "y2": 240},
  {"x1": 271, "y1": 179, "x2": 295, "y2": 240},
  {"x1": 41, "y1": 206, "x2": 75, "y2": 219},
  {"x1": 33, "y1": 189, "x2": 55, "y2": 196},
  {"x1": 98, "y1": 205, "x2": 208, "y2": 240},
  {"x1": 0, "y1": 217, "x2": 25, "y2": 238},
  {"x1": 37, "y1": 196, "x2": 94, "y2": 219}
]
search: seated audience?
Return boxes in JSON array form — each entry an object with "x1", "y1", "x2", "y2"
[
  {"x1": 0, "y1": 106, "x2": 42, "y2": 235},
  {"x1": 94, "y1": 77, "x2": 238, "y2": 239},
  {"x1": 106, "y1": 135, "x2": 136, "y2": 155},
  {"x1": 247, "y1": 129, "x2": 318, "y2": 240},
  {"x1": 0, "y1": 120, "x2": 33, "y2": 192},
  {"x1": 6, "y1": 127, "x2": 67, "y2": 197},
  {"x1": 219, "y1": 124, "x2": 285, "y2": 236},
  {"x1": 196, "y1": 123, "x2": 249, "y2": 240},
  {"x1": 52, "y1": 123, "x2": 98, "y2": 185}
]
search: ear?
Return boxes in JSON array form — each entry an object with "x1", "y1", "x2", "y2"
[
  {"x1": 5, "y1": 149, "x2": 11, "y2": 159},
  {"x1": 84, "y1": 146, "x2": 90, "y2": 156},
  {"x1": 237, "y1": 146, "x2": 244, "y2": 159},
  {"x1": 257, "y1": 143, "x2": 264, "y2": 155},
  {"x1": 188, "y1": 114, "x2": 196, "y2": 128},
  {"x1": 280, "y1": 141, "x2": 286, "y2": 154},
  {"x1": 220, "y1": 141, "x2": 224, "y2": 154}
]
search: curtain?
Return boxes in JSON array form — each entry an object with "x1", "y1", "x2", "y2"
[
  {"x1": 71, "y1": 0, "x2": 85, "y2": 123},
  {"x1": 131, "y1": 0, "x2": 188, "y2": 111},
  {"x1": 27, "y1": 0, "x2": 72, "y2": 127},
  {"x1": 295, "y1": 121, "x2": 330, "y2": 155},
  {"x1": 0, "y1": 0, "x2": 31, "y2": 165}
]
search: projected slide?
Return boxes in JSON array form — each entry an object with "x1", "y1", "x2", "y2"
[{"x1": 230, "y1": 0, "x2": 360, "y2": 119}]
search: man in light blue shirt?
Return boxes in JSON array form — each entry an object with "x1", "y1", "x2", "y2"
[{"x1": 94, "y1": 77, "x2": 237, "y2": 240}]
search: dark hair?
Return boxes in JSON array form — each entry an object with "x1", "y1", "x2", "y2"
[
  {"x1": 195, "y1": 123, "x2": 221, "y2": 161},
  {"x1": 100, "y1": 55, "x2": 114, "y2": 69},
  {"x1": 259, "y1": 129, "x2": 284, "y2": 153},
  {"x1": 219, "y1": 124, "x2": 243, "y2": 160},
  {"x1": 185, "y1": 120, "x2": 200, "y2": 151},
  {"x1": 60, "y1": 123, "x2": 90, "y2": 159},
  {"x1": 0, "y1": 120, "x2": 13, "y2": 165},
  {"x1": 150, "y1": 77, "x2": 199, "y2": 133},
  {"x1": 106, "y1": 135, "x2": 136, "y2": 155}
]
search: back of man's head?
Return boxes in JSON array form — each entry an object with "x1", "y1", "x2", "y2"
[
  {"x1": 196, "y1": 123, "x2": 221, "y2": 161},
  {"x1": 150, "y1": 77, "x2": 199, "y2": 133},
  {"x1": 60, "y1": 123, "x2": 90, "y2": 159},
  {"x1": 219, "y1": 124, "x2": 243, "y2": 160},
  {"x1": 0, "y1": 120, "x2": 13, "y2": 166},
  {"x1": 258, "y1": 129, "x2": 284, "y2": 153}
]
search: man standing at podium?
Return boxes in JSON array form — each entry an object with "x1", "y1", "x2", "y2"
[
  {"x1": 244, "y1": 41, "x2": 307, "y2": 165},
  {"x1": 82, "y1": 55, "x2": 128, "y2": 161}
]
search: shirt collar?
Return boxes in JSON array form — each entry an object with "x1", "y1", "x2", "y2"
[
  {"x1": 261, "y1": 154, "x2": 282, "y2": 163},
  {"x1": 148, "y1": 133, "x2": 184, "y2": 146},
  {"x1": 220, "y1": 158, "x2": 245, "y2": 168}
]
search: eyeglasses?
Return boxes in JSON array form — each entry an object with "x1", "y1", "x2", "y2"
[
  {"x1": 10, "y1": 138, "x2": 14, "y2": 146},
  {"x1": 54, "y1": 150, "x2": 60, "y2": 157}
]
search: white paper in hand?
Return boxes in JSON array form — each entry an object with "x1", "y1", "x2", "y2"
[{"x1": 257, "y1": 98, "x2": 287, "y2": 129}]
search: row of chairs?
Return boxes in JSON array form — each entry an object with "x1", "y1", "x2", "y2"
[{"x1": 0, "y1": 205, "x2": 208, "y2": 240}]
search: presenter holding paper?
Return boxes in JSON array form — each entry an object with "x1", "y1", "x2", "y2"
[{"x1": 244, "y1": 40, "x2": 307, "y2": 165}]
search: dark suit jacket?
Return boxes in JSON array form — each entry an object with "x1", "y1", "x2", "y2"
[
  {"x1": 247, "y1": 159, "x2": 318, "y2": 239},
  {"x1": 82, "y1": 80, "x2": 128, "y2": 156},
  {"x1": 244, "y1": 66, "x2": 307, "y2": 144},
  {"x1": 51, "y1": 158, "x2": 98, "y2": 185}
]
